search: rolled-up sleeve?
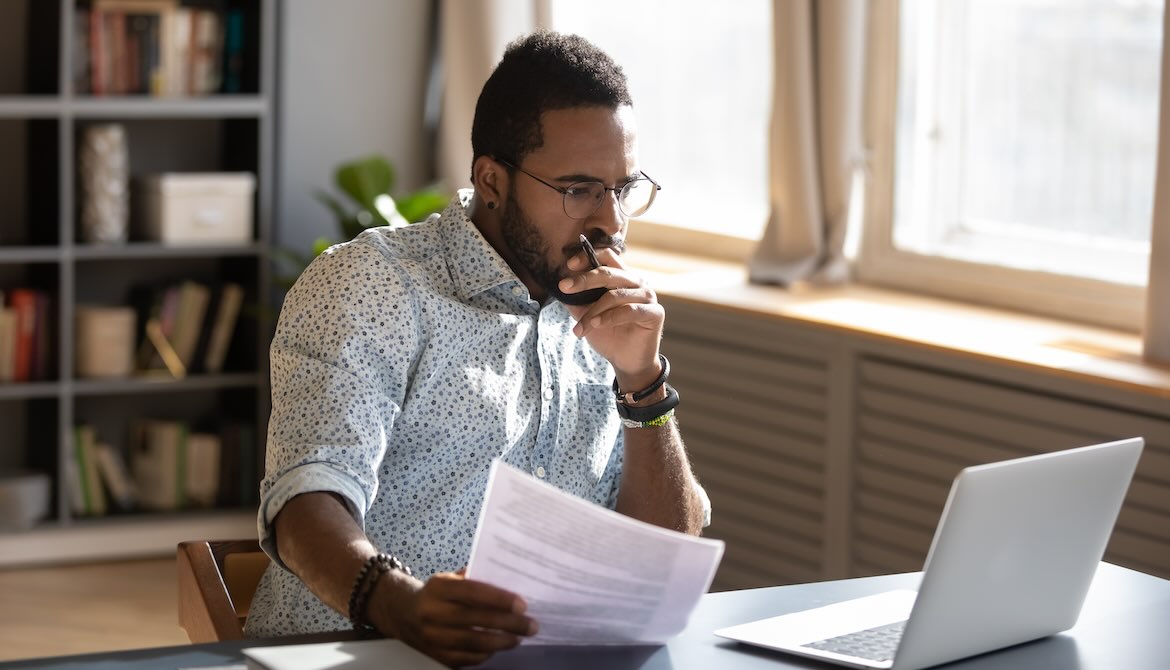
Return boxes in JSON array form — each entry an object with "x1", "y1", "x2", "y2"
[{"x1": 256, "y1": 243, "x2": 417, "y2": 568}]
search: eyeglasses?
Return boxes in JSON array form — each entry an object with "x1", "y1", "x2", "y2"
[{"x1": 498, "y1": 159, "x2": 661, "y2": 220}]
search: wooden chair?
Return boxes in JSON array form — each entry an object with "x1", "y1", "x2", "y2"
[{"x1": 177, "y1": 539, "x2": 270, "y2": 642}]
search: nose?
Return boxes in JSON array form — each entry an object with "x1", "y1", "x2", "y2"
[{"x1": 589, "y1": 189, "x2": 625, "y2": 237}]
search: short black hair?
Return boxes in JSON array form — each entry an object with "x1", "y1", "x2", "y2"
[{"x1": 471, "y1": 31, "x2": 633, "y2": 179}]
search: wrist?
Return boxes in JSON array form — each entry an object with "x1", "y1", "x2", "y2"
[
  {"x1": 612, "y1": 355, "x2": 664, "y2": 396},
  {"x1": 612, "y1": 353, "x2": 669, "y2": 405}
]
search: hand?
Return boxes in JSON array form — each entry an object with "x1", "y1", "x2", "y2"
[
  {"x1": 559, "y1": 247, "x2": 665, "y2": 390},
  {"x1": 370, "y1": 570, "x2": 537, "y2": 667}
]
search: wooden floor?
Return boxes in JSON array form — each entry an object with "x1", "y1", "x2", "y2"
[{"x1": 0, "y1": 557, "x2": 190, "y2": 663}]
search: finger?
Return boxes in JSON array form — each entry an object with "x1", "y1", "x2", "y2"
[
  {"x1": 572, "y1": 290, "x2": 662, "y2": 336},
  {"x1": 427, "y1": 574, "x2": 528, "y2": 613},
  {"x1": 558, "y1": 265, "x2": 643, "y2": 296},
  {"x1": 418, "y1": 598, "x2": 539, "y2": 636}
]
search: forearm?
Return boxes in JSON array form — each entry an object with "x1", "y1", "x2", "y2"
[
  {"x1": 614, "y1": 420, "x2": 705, "y2": 535},
  {"x1": 273, "y1": 491, "x2": 407, "y2": 618}
]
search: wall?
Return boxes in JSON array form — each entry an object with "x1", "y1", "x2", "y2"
[{"x1": 277, "y1": 0, "x2": 432, "y2": 257}]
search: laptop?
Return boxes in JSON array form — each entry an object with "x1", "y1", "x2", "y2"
[{"x1": 715, "y1": 437, "x2": 1144, "y2": 670}]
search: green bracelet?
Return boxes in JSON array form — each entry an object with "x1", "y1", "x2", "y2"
[{"x1": 620, "y1": 408, "x2": 676, "y2": 429}]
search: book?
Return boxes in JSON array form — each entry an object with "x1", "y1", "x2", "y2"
[
  {"x1": 94, "y1": 442, "x2": 137, "y2": 511},
  {"x1": 185, "y1": 432, "x2": 221, "y2": 507},
  {"x1": 73, "y1": 425, "x2": 108, "y2": 517},
  {"x1": 0, "y1": 306, "x2": 16, "y2": 383},
  {"x1": 9, "y1": 289, "x2": 40, "y2": 383},
  {"x1": 130, "y1": 419, "x2": 186, "y2": 510},
  {"x1": 170, "y1": 280, "x2": 211, "y2": 371},
  {"x1": 201, "y1": 282, "x2": 243, "y2": 373}
]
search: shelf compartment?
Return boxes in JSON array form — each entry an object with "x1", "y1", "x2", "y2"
[
  {"x1": 73, "y1": 117, "x2": 260, "y2": 245},
  {"x1": 0, "y1": 0, "x2": 60, "y2": 96},
  {"x1": 0, "y1": 118, "x2": 61, "y2": 247},
  {"x1": 0, "y1": 396, "x2": 60, "y2": 524}
]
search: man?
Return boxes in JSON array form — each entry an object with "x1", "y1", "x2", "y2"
[{"x1": 245, "y1": 31, "x2": 709, "y2": 667}]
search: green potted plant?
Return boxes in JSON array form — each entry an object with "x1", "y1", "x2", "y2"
[{"x1": 276, "y1": 154, "x2": 450, "y2": 289}]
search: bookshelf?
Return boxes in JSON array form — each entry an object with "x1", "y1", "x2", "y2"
[{"x1": 0, "y1": 0, "x2": 275, "y2": 566}]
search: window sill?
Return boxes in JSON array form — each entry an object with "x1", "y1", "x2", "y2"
[{"x1": 627, "y1": 245, "x2": 1170, "y2": 400}]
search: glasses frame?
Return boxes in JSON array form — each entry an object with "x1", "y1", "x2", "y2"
[{"x1": 497, "y1": 159, "x2": 661, "y2": 220}]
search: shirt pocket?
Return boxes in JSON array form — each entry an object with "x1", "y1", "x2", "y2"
[{"x1": 575, "y1": 382, "x2": 621, "y2": 487}]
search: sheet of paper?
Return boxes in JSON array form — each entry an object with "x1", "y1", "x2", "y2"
[
  {"x1": 243, "y1": 639, "x2": 446, "y2": 670},
  {"x1": 465, "y1": 460, "x2": 725, "y2": 645}
]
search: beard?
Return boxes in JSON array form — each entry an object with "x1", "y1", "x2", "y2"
[{"x1": 499, "y1": 194, "x2": 623, "y2": 306}]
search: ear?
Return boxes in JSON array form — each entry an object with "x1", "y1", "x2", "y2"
[{"x1": 472, "y1": 156, "x2": 508, "y2": 208}]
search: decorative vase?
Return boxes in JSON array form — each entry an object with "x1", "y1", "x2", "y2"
[{"x1": 79, "y1": 123, "x2": 129, "y2": 244}]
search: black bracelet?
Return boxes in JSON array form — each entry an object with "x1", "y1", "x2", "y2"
[
  {"x1": 348, "y1": 552, "x2": 412, "y2": 630},
  {"x1": 612, "y1": 353, "x2": 670, "y2": 405},
  {"x1": 616, "y1": 383, "x2": 680, "y2": 425}
]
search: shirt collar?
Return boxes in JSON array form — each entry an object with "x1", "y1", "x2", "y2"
[{"x1": 440, "y1": 189, "x2": 527, "y2": 301}]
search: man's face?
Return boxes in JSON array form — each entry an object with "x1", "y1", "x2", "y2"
[{"x1": 500, "y1": 105, "x2": 639, "y2": 305}]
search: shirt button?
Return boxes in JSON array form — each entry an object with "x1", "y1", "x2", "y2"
[
  {"x1": 512, "y1": 285, "x2": 524, "y2": 296},
  {"x1": 535, "y1": 466, "x2": 546, "y2": 478},
  {"x1": 543, "y1": 388, "x2": 554, "y2": 400}
]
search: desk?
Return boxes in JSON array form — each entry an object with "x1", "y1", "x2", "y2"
[{"x1": 8, "y1": 562, "x2": 1169, "y2": 669}]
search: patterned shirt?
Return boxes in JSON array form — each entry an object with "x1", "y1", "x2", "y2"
[{"x1": 245, "y1": 191, "x2": 628, "y2": 636}]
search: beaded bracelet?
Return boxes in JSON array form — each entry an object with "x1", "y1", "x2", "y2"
[{"x1": 348, "y1": 552, "x2": 412, "y2": 630}]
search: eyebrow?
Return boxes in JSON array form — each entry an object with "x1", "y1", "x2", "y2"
[{"x1": 553, "y1": 171, "x2": 642, "y2": 185}]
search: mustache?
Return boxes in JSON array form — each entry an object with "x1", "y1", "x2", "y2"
[{"x1": 565, "y1": 235, "x2": 626, "y2": 258}]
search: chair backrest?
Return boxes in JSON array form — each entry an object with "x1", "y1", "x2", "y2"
[{"x1": 177, "y1": 539, "x2": 269, "y2": 643}]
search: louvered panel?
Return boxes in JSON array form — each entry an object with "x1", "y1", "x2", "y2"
[
  {"x1": 1118, "y1": 504, "x2": 1170, "y2": 544},
  {"x1": 858, "y1": 437, "x2": 980, "y2": 483},
  {"x1": 1128, "y1": 478, "x2": 1169, "y2": 511},
  {"x1": 678, "y1": 388, "x2": 826, "y2": 449},
  {"x1": 863, "y1": 359, "x2": 1170, "y2": 443},
  {"x1": 667, "y1": 339, "x2": 827, "y2": 399},
  {"x1": 721, "y1": 545, "x2": 821, "y2": 584},
  {"x1": 860, "y1": 390, "x2": 1088, "y2": 451},
  {"x1": 683, "y1": 425, "x2": 823, "y2": 477},
  {"x1": 859, "y1": 415, "x2": 1032, "y2": 467},
  {"x1": 854, "y1": 357, "x2": 1170, "y2": 580},
  {"x1": 854, "y1": 511, "x2": 933, "y2": 563},
  {"x1": 1109, "y1": 528, "x2": 1170, "y2": 567},
  {"x1": 662, "y1": 301, "x2": 829, "y2": 590},
  {"x1": 662, "y1": 297, "x2": 833, "y2": 362},
  {"x1": 852, "y1": 537, "x2": 923, "y2": 575},
  {"x1": 694, "y1": 457, "x2": 821, "y2": 516},
  {"x1": 855, "y1": 461, "x2": 952, "y2": 510},
  {"x1": 715, "y1": 492, "x2": 824, "y2": 541},
  {"x1": 713, "y1": 513, "x2": 822, "y2": 563},
  {"x1": 855, "y1": 490, "x2": 938, "y2": 534}
]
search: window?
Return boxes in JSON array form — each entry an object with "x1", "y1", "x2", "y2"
[
  {"x1": 548, "y1": 0, "x2": 771, "y2": 247},
  {"x1": 861, "y1": 0, "x2": 1165, "y2": 330}
]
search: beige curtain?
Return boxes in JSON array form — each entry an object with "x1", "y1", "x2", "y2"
[
  {"x1": 749, "y1": 0, "x2": 868, "y2": 287},
  {"x1": 436, "y1": 0, "x2": 547, "y2": 192},
  {"x1": 1144, "y1": 1, "x2": 1170, "y2": 362}
]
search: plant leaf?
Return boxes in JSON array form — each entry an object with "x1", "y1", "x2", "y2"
[
  {"x1": 312, "y1": 236, "x2": 335, "y2": 257},
  {"x1": 396, "y1": 189, "x2": 450, "y2": 224},
  {"x1": 336, "y1": 156, "x2": 394, "y2": 211}
]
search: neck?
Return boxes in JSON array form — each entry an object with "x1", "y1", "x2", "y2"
[{"x1": 468, "y1": 194, "x2": 548, "y2": 303}]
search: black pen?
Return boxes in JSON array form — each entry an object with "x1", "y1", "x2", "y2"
[{"x1": 579, "y1": 234, "x2": 601, "y2": 270}]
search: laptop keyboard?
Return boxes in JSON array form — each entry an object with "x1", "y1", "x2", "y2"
[{"x1": 803, "y1": 620, "x2": 907, "y2": 662}]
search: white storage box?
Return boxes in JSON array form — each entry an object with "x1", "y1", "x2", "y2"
[{"x1": 136, "y1": 172, "x2": 255, "y2": 245}]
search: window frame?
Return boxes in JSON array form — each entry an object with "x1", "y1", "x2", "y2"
[{"x1": 856, "y1": 0, "x2": 1152, "y2": 333}]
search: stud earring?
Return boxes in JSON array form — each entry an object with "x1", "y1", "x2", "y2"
[{"x1": 487, "y1": 202, "x2": 496, "y2": 210}]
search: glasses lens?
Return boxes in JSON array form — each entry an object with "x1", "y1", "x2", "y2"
[
  {"x1": 619, "y1": 178, "x2": 656, "y2": 218},
  {"x1": 562, "y1": 182, "x2": 606, "y2": 219}
]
